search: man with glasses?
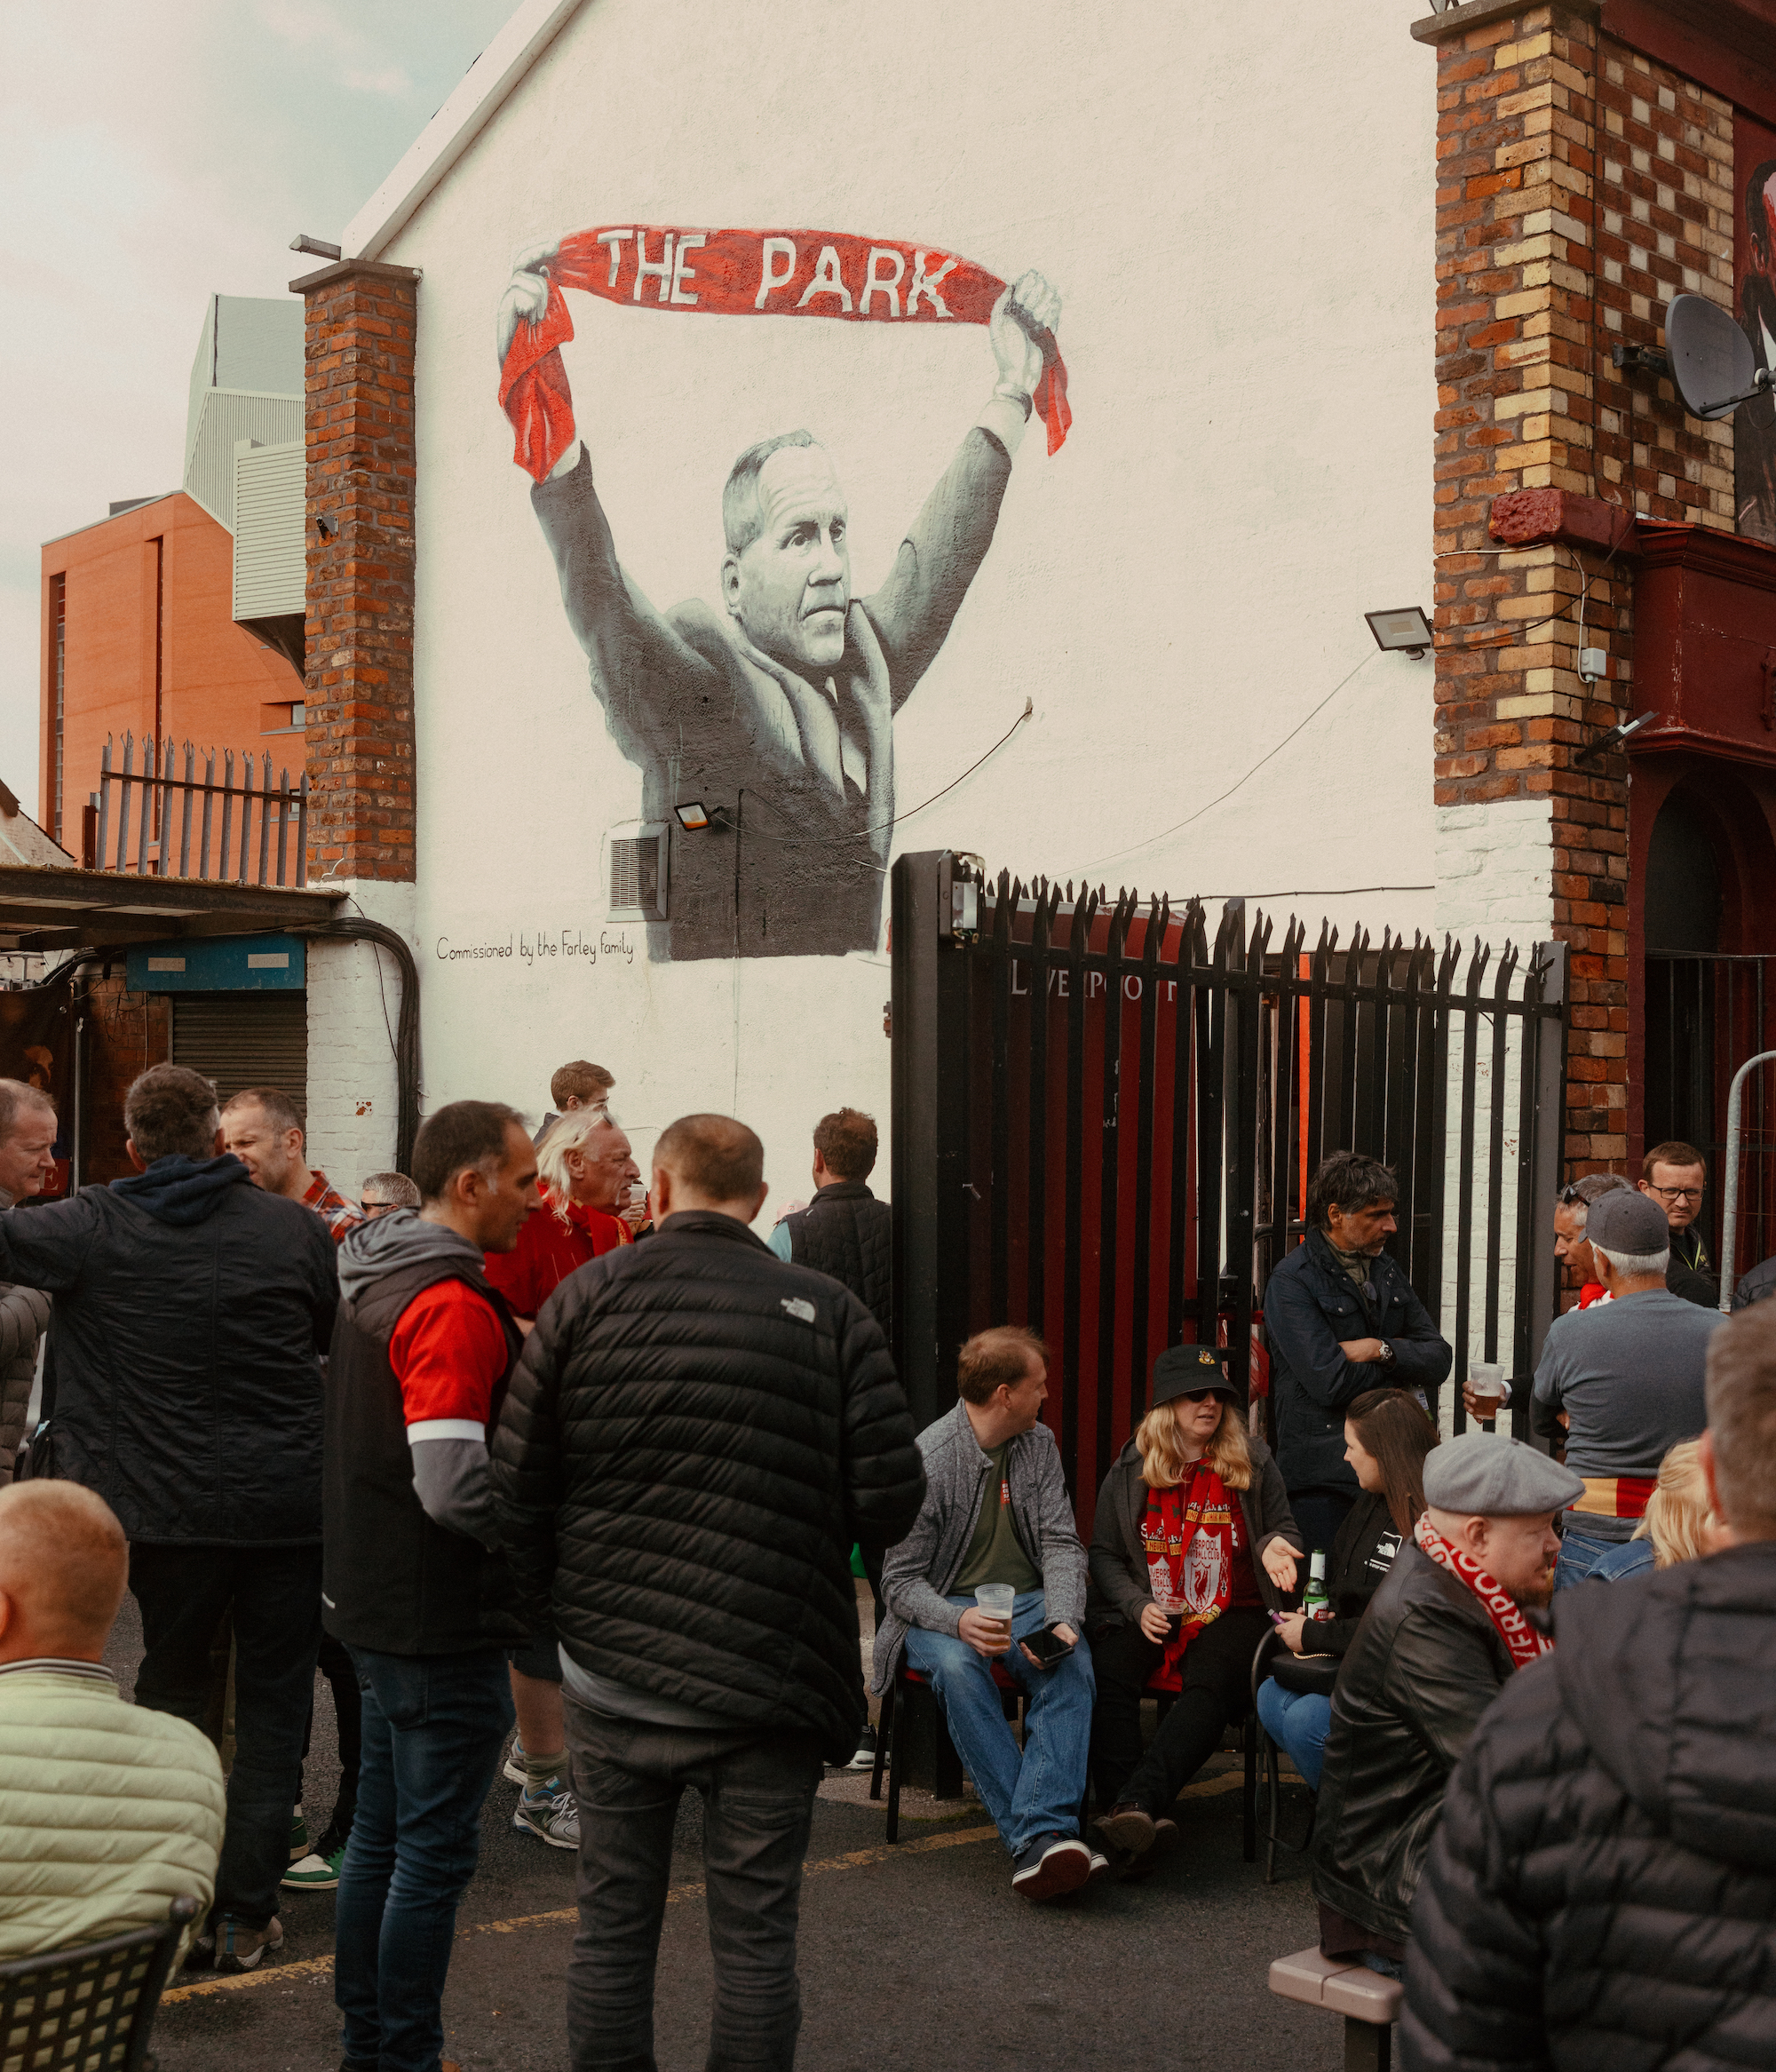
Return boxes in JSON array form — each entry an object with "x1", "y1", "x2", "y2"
[
  {"x1": 360, "y1": 1172, "x2": 420, "y2": 1220},
  {"x1": 1639, "y1": 1140, "x2": 1717, "y2": 1299}
]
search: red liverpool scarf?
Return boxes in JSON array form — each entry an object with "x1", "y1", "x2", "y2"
[
  {"x1": 497, "y1": 224, "x2": 1071, "y2": 481},
  {"x1": 1143, "y1": 1465, "x2": 1238, "y2": 1690},
  {"x1": 1414, "y1": 1512, "x2": 1553, "y2": 1671}
]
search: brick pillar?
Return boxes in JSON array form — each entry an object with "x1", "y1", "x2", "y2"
[
  {"x1": 1422, "y1": 0, "x2": 1629, "y2": 1177},
  {"x1": 290, "y1": 258, "x2": 420, "y2": 882}
]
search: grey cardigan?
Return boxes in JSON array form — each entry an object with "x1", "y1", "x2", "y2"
[
  {"x1": 871, "y1": 1402, "x2": 1087, "y2": 1694},
  {"x1": 1087, "y1": 1426, "x2": 1303, "y2": 1626}
]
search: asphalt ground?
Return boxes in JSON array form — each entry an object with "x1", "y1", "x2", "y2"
[{"x1": 110, "y1": 1592, "x2": 1343, "y2": 2072}]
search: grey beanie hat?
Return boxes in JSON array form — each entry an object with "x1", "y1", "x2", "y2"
[
  {"x1": 1584, "y1": 1188, "x2": 1671, "y2": 1257},
  {"x1": 1422, "y1": 1433, "x2": 1584, "y2": 1517}
]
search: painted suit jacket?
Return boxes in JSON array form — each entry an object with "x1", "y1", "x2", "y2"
[{"x1": 531, "y1": 429, "x2": 1012, "y2": 961}]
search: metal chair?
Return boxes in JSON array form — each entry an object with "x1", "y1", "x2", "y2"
[
  {"x1": 0, "y1": 1895, "x2": 200, "y2": 2072},
  {"x1": 1251, "y1": 1625, "x2": 1327, "y2": 1883}
]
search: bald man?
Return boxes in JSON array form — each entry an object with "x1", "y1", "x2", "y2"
[
  {"x1": 493, "y1": 1111, "x2": 924, "y2": 2072},
  {"x1": 0, "y1": 1481, "x2": 224, "y2": 1959}
]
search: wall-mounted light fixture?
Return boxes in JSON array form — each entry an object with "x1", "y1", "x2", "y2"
[
  {"x1": 1364, "y1": 607, "x2": 1435, "y2": 659},
  {"x1": 289, "y1": 234, "x2": 343, "y2": 260},
  {"x1": 674, "y1": 801, "x2": 713, "y2": 831},
  {"x1": 315, "y1": 515, "x2": 336, "y2": 540}
]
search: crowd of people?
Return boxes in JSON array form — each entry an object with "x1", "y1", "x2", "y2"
[{"x1": 0, "y1": 1064, "x2": 1770, "y2": 2069}]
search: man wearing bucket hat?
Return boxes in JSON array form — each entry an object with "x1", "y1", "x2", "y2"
[
  {"x1": 1086, "y1": 1344, "x2": 1303, "y2": 1871},
  {"x1": 1530, "y1": 1187, "x2": 1721, "y2": 1587},
  {"x1": 1311, "y1": 1433, "x2": 1581, "y2": 1980}
]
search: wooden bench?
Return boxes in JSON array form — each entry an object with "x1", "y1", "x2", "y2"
[{"x1": 1268, "y1": 1946, "x2": 1402, "y2": 2071}]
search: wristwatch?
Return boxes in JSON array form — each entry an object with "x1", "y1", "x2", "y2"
[{"x1": 1375, "y1": 1340, "x2": 1396, "y2": 1366}]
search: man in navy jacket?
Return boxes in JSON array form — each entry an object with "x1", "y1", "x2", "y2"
[{"x1": 1264, "y1": 1152, "x2": 1450, "y2": 1558}]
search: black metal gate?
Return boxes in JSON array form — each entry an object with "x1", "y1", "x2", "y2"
[{"x1": 890, "y1": 852, "x2": 1569, "y2": 1525}]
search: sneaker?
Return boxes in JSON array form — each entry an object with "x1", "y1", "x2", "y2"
[
  {"x1": 1094, "y1": 1806, "x2": 1178, "y2": 1878},
  {"x1": 182, "y1": 1927, "x2": 217, "y2": 1973},
  {"x1": 289, "y1": 1805, "x2": 308, "y2": 1862},
  {"x1": 512, "y1": 1778, "x2": 579, "y2": 1849},
  {"x1": 845, "y1": 1723, "x2": 877, "y2": 1773},
  {"x1": 1085, "y1": 1847, "x2": 1114, "y2": 1886},
  {"x1": 216, "y1": 1914, "x2": 284, "y2": 1973},
  {"x1": 502, "y1": 1735, "x2": 528, "y2": 1787},
  {"x1": 1011, "y1": 1833, "x2": 1092, "y2": 1901},
  {"x1": 282, "y1": 1842, "x2": 347, "y2": 1891}
]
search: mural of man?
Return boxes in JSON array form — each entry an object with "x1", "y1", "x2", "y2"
[
  {"x1": 1739, "y1": 157, "x2": 1776, "y2": 544},
  {"x1": 497, "y1": 250, "x2": 1061, "y2": 961}
]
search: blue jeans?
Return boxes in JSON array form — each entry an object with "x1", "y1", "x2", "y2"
[
  {"x1": 1554, "y1": 1520, "x2": 1621, "y2": 1591},
  {"x1": 334, "y1": 1645, "x2": 514, "y2": 2072},
  {"x1": 1255, "y1": 1679, "x2": 1331, "y2": 1791},
  {"x1": 902, "y1": 1591, "x2": 1094, "y2": 1859}
]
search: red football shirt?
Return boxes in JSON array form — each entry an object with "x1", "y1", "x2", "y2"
[{"x1": 388, "y1": 1279, "x2": 510, "y2": 1437}]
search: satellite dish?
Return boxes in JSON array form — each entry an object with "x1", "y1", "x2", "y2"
[{"x1": 1665, "y1": 294, "x2": 1764, "y2": 421}]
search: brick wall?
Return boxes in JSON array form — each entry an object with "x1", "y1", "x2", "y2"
[
  {"x1": 1592, "y1": 42, "x2": 1735, "y2": 524},
  {"x1": 293, "y1": 259, "x2": 420, "y2": 884}
]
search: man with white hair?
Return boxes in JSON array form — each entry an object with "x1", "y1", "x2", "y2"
[
  {"x1": 0, "y1": 1078, "x2": 56, "y2": 1485},
  {"x1": 1531, "y1": 1187, "x2": 1722, "y2": 1586},
  {"x1": 1311, "y1": 1433, "x2": 1582, "y2": 1981}
]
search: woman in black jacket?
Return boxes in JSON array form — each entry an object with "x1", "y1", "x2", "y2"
[
  {"x1": 1255, "y1": 1386, "x2": 1438, "y2": 1788},
  {"x1": 1086, "y1": 1345, "x2": 1303, "y2": 1870}
]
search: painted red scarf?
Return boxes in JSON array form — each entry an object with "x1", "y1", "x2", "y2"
[
  {"x1": 497, "y1": 224, "x2": 1071, "y2": 481},
  {"x1": 1414, "y1": 1512, "x2": 1553, "y2": 1671}
]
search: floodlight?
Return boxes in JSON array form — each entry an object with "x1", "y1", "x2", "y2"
[
  {"x1": 674, "y1": 802, "x2": 711, "y2": 831},
  {"x1": 1364, "y1": 607, "x2": 1435, "y2": 659}
]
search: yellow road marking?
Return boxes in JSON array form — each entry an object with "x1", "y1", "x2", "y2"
[{"x1": 160, "y1": 1821, "x2": 999, "y2": 2005}]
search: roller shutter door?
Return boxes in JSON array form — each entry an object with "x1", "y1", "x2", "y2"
[{"x1": 170, "y1": 992, "x2": 307, "y2": 1117}]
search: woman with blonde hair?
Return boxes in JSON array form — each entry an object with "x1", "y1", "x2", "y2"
[
  {"x1": 1086, "y1": 1345, "x2": 1303, "y2": 1871},
  {"x1": 483, "y1": 1104, "x2": 638, "y2": 1323},
  {"x1": 1588, "y1": 1438, "x2": 1732, "y2": 1581}
]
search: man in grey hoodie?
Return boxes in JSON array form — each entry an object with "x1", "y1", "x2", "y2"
[
  {"x1": 323, "y1": 1100, "x2": 537, "y2": 2072},
  {"x1": 872, "y1": 1325, "x2": 1097, "y2": 1901}
]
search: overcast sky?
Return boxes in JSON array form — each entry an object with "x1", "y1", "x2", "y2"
[{"x1": 0, "y1": 0, "x2": 515, "y2": 818}]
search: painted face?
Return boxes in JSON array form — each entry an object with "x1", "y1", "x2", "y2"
[
  {"x1": 0, "y1": 1107, "x2": 57, "y2": 1203},
  {"x1": 724, "y1": 446, "x2": 851, "y2": 673},
  {"x1": 1553, "y1": 1201, "x2": 1598, "y2": 1284}
]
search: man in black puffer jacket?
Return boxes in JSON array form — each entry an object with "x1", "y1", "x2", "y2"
[
  {"x1": 1404, "y1": 1301, "x2": 1776, "y2": 2069},
  {"x1": 767, "y1": 1106, "x2": 892, "y2": 1338},
  {"x1": 0, "y1": 1064, "x2": 337, "y2": 1973},
  {"x1": 492, "y1": 1111, "x2": 924, "y2": 2072}
]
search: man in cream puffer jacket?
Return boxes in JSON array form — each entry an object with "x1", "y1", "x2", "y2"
[{"x1": 0, "y1": 1480, "x2": 223, "y2": 1959}]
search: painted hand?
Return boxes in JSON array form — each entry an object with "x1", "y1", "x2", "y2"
[
  {"x1": 496, "y1": 242, "x2": 560, "y2": 368},
  {"x1": 989, "y1": 269, "x2": 1062, "y2": 394}
]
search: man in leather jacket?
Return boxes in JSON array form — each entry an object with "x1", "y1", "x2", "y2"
[
  {"x1": 1311, "y1": 1433, "x2": 1580, "y2": 1977},
  {"x1": 1265, "y1": 1153, "x2": 1452, "y2": 1558}
]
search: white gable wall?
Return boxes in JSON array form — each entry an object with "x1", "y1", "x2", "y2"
[{"x1": 370, "y1": 0, "x2": 1439, "y2": 1196}]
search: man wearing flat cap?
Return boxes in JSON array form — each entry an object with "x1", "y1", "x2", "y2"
[
  {"x1": 1531, "y1": 1187, "x2": 1721, "y2": 1587},
  {"x1": 1310, "y1": 1432, "x2": 1582, "y2": 1980}
]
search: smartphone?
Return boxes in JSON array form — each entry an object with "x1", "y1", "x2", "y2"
[{"x1": 1021, "y1": 1626, "x2": 1074, "y2": 1668}]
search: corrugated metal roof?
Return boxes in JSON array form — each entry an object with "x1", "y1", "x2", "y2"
[
  {"x1": 183, "y1": 392, "x2": 302, "y2": 533},
  {"x1": 233, "y1": 439, "x2": 305, "y2": 620},
  {"x1": 185, "y1": 296, "x2": 303, "y2": 475}
]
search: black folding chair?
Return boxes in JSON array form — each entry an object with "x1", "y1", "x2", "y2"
[
  {"x1": 1251, "y1": 1625, "x2": 1328, "y2": 1882},
  {"x1": 0, "y1": 1894, "x2": 200, "y2": 2072}
]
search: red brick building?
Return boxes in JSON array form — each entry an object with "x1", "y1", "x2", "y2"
[{"x1": 1420, "y1": 0, "x2": 1776, "y2": 1236}]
